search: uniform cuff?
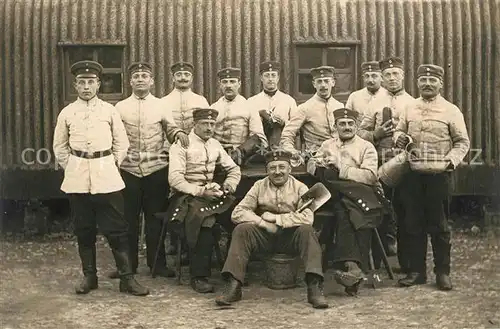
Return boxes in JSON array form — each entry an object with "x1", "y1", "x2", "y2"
[
  {"x1": 275, "y1": 214, "x2": 283, "y2": 227},
  {"x1": 339, "y1": 165, "x2": 350, "y2": 179}
]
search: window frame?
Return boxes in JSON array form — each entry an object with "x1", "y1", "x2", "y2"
[
  {"x1": 58, "y1": 42, "x2": 127, "y2": 105},
  {"x1": 293, "y1": 40, "x2": 360, "y2": 104}
]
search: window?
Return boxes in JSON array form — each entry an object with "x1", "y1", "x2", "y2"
[
  {"x1": 60, "y1": 44, "x2": 126, "y2": 104},
  {"x1": 294, "y1": 43, "x2": 359, "y2": 103}
]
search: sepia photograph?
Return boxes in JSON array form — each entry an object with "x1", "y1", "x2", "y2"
[{"x1": 0, "y1": 0, "x2": 499, "y2": 328}]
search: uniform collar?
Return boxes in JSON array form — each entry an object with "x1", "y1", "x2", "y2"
[
  {"x1": 421, "y1": 94, "x2": 440, "y2": 103},
  {"x1": 366, "y1": 87, "x2": 383, "y2": 96},
  {"x1": 76, "y1": 96, "x2": 99, "y2": 107},
  {"x1": 222, "y1": 94, "x2": 243, "y2": 103},
  {"x1": 173, "y1": 88, "x2": 192, "y2": 94},
  {"x1": 132, "y1": 92, "x2": 153, "y2": 100},
  {"x1": 263, "y1": 89, "x2": 278, "y2": 97},
  {"x1": 313, "y1": 94, "x2": 331, "y2": 103},
  {"x1": 337, "y1": 135, "x2": 357, "y2": 146},
  {"x1": 386, "y1": 88, "x2": 406, "y2": 97}
]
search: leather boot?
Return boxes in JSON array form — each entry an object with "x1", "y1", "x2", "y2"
[
  {"x1": 108, "y1": 236, "x2": 150, "y2": 296},
  {"x1": 306, "y1": 274, "x2": 329, "y2": 309},
  {"x1": 436, "y1": 273, "x2": 453, "y2": 291},
  {"x1": 333, "y1": 261, "x2": 366, "y2": 296},
  {"x1": 190, "y1": 277, "x2": 214, "y2": 293},
  {"x1": 75, "y1": 243, "x2": 98, "y2": 294},
  {"x1": 398, "y1": 272, "x2": 427, "y2": 287},
  {"x1": 215, "y1": 275, "x2": 242, "y2": 306}
]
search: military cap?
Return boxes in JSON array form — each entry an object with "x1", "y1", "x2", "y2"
[
  {"x1": 193, "y1": 108, "x2": 218, "y2": 122},
  {"x1": 310, "y1": 66, "x2": 335, "y2": 79},
  {"x1": 379, "y1": 57, "x2": 404, "y2": 71},
  {"x1": 417, "y1": 64, "x2": 444, "y2": 80},
  {"x1": 217, "y1": 67, "x2": 241, "y2": 80},
  {"x1": 170, "y1": 61, "x2": 194, "y2": 74},
  {"x1": 259, "y1": 61, "x2": 281, "y2": 74},
  {"x1": 128, "y1": 62, "x2": 153, "y2": 75},
  {"x1": 361, "y1": 61, "x2": 381, "y2": 73},
  {"x1": 264, "y1": 150, "x2": 293, "y2": 164},
  {"x1": 333, "y1": 108, "x2": 359, "y2": 122},
  {"x1": 71, "y1": 60, "x2": 103, "y2": 78}
]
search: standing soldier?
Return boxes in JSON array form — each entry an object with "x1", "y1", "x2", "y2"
[
  {"x1": 210, "y1": 67, "x2": 268, "y2": 165},
  {"x1": 161, "y1": 61, "x2": 209, "y2": 256},
  {"x1": 357, "y1": 57, "x2": 415, "y2": 272},
  {"x1": 345, "y1": 61, "x2": 387, "y2": 118},
  {"x1": 111, "y1": 62, "x2": 188, "y2": 279},
  {"x1": 280, "y1": 66, "x2": 344, "y2": 166},
  {"x1": 53, "y1": 60, "x2": 149, "y2": 296},
  {"x1": 246, "y1": 61, "x2": 297, "y2": 148},
  {"x1": 161, "y1": 61, "x2": 210, "y2": 133},
  {"x1": 394, "y1": 64, "x2": 470, "y2": 290}
]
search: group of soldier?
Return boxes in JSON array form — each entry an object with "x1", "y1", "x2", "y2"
[{"x1": 52, "y1": 54, "x2": 470, "y2": 310}]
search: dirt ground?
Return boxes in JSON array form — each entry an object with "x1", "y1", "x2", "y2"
[{"x1": 0, "y1": 231, "x2": 499, "y2": 329}]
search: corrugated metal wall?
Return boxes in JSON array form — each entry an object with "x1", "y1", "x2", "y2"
[{"x1": 1, "y1": 0, "x2": 499, "y2": 169}]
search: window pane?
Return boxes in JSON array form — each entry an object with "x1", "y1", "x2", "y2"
[
  {"x1": 298, "y1": 73, "x2": 316, "y2": 95},
  {"x1": 100, "y1": 73, "x2": 122, "y2": 94},
  {"x1": 68, "y1": 47, "x2": 94, "y2": 64},
  {"x1": 326, "y1": 47, "x2": 352, "y2": 69},
  {"x1": 334, "y1": 73, "x2": 353, "y2": 94},
  {"x1": 96, "y1": 47, "x2": 123, "y2": 68},
  {"x1": 297, "y1": 47, "x2": 323, "y2": 68}
]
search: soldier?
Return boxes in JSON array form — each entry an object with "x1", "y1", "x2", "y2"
[
  {"x1": 310, "y1": 108, "x2": 386, "y2": 295},
  {"x1": 357, "y1": 56, "x2": 416, "y2": 273},
  {"x1": 161, "y1": 61, "x2": 210, "y2": 133},
  {"x1": 168, "y1": 108, "x2": 241, "y2": 293},
  {"x1": 110, "y1": 62, "x2": 188, "y2": 279},
  {"x1": 345, "y1": 61, "x2": 387, "y2": 118},
  {"x1": 210, "y1": 67, "x2": 268, "y2": 165},
  {"x1": 161, "y1": 61, "x2": 209, "y2": 257},
  {"x1": 280, "y1": 66, "x2": 344, "y2": 165},
  {"x1": 394, "y1": 64, "x2": 470, "y2": 290},
  {"x1": 215, "y1": 150, "x2": 328, "y2": 309},
  {"x1": 53, "y1": 60, "x2": 149, "y2": 296},
  {"x1": 246, "y1": 61, "x2": 297, "y2": 148}
]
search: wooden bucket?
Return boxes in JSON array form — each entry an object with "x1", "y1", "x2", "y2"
[{"x1": 264, "y1": 253, "x2": 300, "y2": 289}]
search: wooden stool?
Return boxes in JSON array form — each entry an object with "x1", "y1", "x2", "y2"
[{"x1": 264, "y1": 253, "x2": 300, "y2": 289}]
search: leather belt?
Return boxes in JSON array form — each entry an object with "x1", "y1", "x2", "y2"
[{"x1": 70, "y1": 149, "x2": 112, "y2": 159}]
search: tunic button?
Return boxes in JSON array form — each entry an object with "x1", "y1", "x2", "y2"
[
  {"x1": 358, "y1": 199, "x2": 362, "y2": 204},
  {"x1": 200, "y1": 208, "x2": 204, "y2": 212},
  {"x1": 362, "y1": 203, "x2": 366, "y2": 207}
]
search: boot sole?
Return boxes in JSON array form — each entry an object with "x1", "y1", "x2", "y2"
[
  {"x1": 75, "y1": 285, "x2": 98, "y2": 294},
  {"x1": 119, "y1": 287, "x2": 150, "y2": 296},
  {"x1": 312, "y1": 302, "x2": 329, "y2": 309},
  {"x1": 398, "y1": 279, "x2": 427, "y2": 287}
]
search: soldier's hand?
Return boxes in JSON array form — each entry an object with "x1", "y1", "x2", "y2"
[
  {"x1": 273, "y1": 116, "x2": 285, "y2": 126},
  {"x1": 395, "y1": 134, "x2": 411, "y2": 149},
  {"x1": 261, "y1": 212, "x2": 277, "y2": 223},
  {"x1": 259, "y1": 219, "x2": 279, "y2": 234},
  {"x1": 374, "y1": 120, "x2": 394, "y2": 140},
  {"x1": 222, "y1": 183, "x2": 235, "y2": 195},
  {"x1": 175, "y1": 132, "x2": 190, "y2": 148},
  {"x1": 202, "y1": 188, "x2": 223, "y2": 201}
]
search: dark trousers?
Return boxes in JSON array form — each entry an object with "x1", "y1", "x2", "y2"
[
  {"x1": 331, "y1": 202, "x2": 372, "y2": 273},
  {"x1": 190, "y1": 227, "x2": 215, "y2": 278},
  {"x1": 399, "y1": 172, "x2": 451, "y2": 275},
  {"x1": 121, "y1": 168, "x2": 169, "y2": 271},
  {"x1": 372, "y1": 184, "x2": 411, "y2": 271},
  {"x1": 221, "y1": 223, "x2": 323, "y2": 283},
  {"x1": 69, "y1": 191, "x2": 131, "y2": 276}
]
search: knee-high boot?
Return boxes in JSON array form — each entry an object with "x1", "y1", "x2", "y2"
[
  {"x1": 75, "y1": 239, "x2": 98, "y2": 294},
  {"x1": 107, "y1": 235, "x2": 150, "y2": 296}
]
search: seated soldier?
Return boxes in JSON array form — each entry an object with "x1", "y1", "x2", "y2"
[
  {"x1": 210, "y1": 67, "x2": 268, "y2": 165},
  {"x1": 168, "y1": 108, "x2": 241, "y2": 293},
  {"x1": 215, "y1": 150, "x2": 328, "y2": 309},
  {"x1": 310, "y1": 108, "x2": 387, "y2": 295}
]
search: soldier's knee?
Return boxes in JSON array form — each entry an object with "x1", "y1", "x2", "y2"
[
  {"x1": 232, "y1": 222, "x2": 256, "y2": 238},
  {"x1": 296, "y1": 224, "x2": 315, "y2": 236}
]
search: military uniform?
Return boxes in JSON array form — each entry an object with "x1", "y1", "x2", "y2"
[
  {"x1": 280, "y1": 66, "x2": 344, "y2": 160},
  {"x1": 357, "y1": 57, "x2": 416, "y2": 272},
  {"x1": 216, "y1": 151, "x2": 328, "y2": 309},
  {"x1": 168, "y1": 108, "x2": 241, "y2": 292},
  {"x1": 246, "y1": 61, "x2": 297, "y2": 147},
  {"x1": 210, "y1": 67, "x2": 268, "y2": 164},
  {"x1": 53, "y1": 60, "x2": 148, "y2": 296},
  {"x1": 311, "y1": 109, "x2": 385, "y2": 292},
  {"x1": 115, "y1": 62, "x2": 183, "y2": 276},
  {"x1": 345, "y1": 61, "x2": 388, "y2": 119},
  {"x1": 394, "y1": 64, "x2": 470, "y2": 289},
  {"x1": 161, "y1": 62, "x2": 210, "y2": 134}
]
